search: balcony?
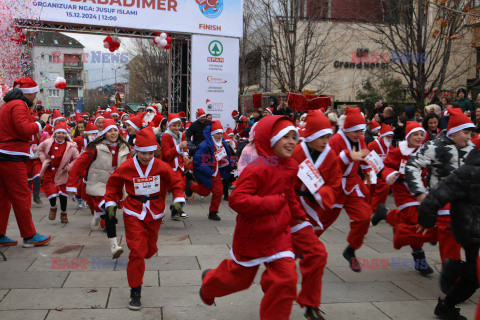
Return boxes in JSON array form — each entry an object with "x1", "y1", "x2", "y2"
[
  {"x1": 64, "y1": 62, "x2": 83, "y2": 69},
  {"x1": 66, "y1": 79, "x2": 83, "y2": 87}
]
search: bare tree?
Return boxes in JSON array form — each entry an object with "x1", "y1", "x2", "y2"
[
  {"x1": 83, "y1": 88, "x2": 109, "y2": 114},
  {"x1": 362, "y1": 0, "x2": 476, "y2": 108},
  {"x1": 249, "y1": 0, "x2": 336, "y2": 93},
  {"x1": 126, "y1": 39, "x2": 169, "y2": 103}
]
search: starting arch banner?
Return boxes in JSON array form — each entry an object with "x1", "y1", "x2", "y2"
[{"x1": 17, "y1": 0, "x2": 242, "y2": 37}]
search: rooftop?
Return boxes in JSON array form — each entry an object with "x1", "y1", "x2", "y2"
[{"x1": 33, "y1": 31, "x2": 84, "y2": 48}]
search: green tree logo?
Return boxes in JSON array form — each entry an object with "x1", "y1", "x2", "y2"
[{"x1": 208, "y1": 40, "x2": 223, "y2": 57}]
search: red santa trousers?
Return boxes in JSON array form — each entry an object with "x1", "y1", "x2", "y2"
[
  {"x1": 190, "y1": 174, "x2": 223, "y2": 212},
  {"x1": 369, "y1": 179, "x2": 390, "y2": 212},
  {"x1": 318, "y1": 194, "x2": 371, "y2": 249},
  {"x1": 386, "y1": 207, "x2": 437, "y2": 250},
  {"x1": 0, "y1": 161, "x2": 36, "y2": 238},
  {"x1": 123, "y1": 213, "x2": 162, "y2": 288},
  {"x1": 26, "y1": 159, "x2": 41, "y2": 180},
  {"x1": 202, "y1": 257, "x2": 297, "y2": 320},
  {"x1": 292, "y1": 226, "x2": 327, "y2": 308},
  {"x1": 436, "y1": 215, "x2": 461, "y2": 264}
]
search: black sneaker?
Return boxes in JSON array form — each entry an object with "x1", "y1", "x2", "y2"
[
  {"x1": 371, "y1": 204, "x2": 388, "y2": 226},
  {"x1": 411, "y1": 251, "x2": 434, "y2": 276},
  {"x1": 33, "y1": 195, "x2": 42, "y2": 204},
  {"x1": 440, "y1": 259, "x2": 463, "y2": 294},
  {"x1": 342, "y1": 245, "x2": 361, "y2": 273},
  {"x1": 208, "y1": 211, "x2": 221, "y2": 221},
  {"x1": 170, "y1": 205, "x2": 182, "y2": 221},
  {"x1": 304, "y1": 306, "x2": 325, "y2": 320},
  {"x1": 434, "y1": 298, "x2": 466, "y2": 320},
  {"x1": 128, "y1": 291, "x2": 141, "y2": 311}
]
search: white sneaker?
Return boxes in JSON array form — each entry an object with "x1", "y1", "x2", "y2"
[
  {"x1": 90, "y1": 215, "x2": 102, "y2": 230},
  {"x1": 109, "y1": 237, "x2": 124, "y2": 259}
]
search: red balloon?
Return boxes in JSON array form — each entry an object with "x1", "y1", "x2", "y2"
[
  {"x1": 104, "y1": 35, "x2": 112, "y2": 43},
  {"x1": 55, "y1": 82, "x2": 66, "y2": 90},
  {"x1": 166, "y1": 36, "x2": 172, "y2": 43},
  {"x1": 164, "y1": 43, "x2": 171, "y2": 50},
  {"x1": 109, "y1": 47, "x2": 116, "y2": 52}
]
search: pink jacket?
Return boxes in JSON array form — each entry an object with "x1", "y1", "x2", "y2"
[{"x1": 38, "y1": 138, "x2": 79, "y2": 186}]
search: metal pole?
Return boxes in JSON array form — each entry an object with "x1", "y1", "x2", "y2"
[{"x1": 168, "y1": 48, "x2": 172, "y2": 114}]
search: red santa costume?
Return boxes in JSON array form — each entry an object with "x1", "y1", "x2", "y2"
[
  {"x1": 0, "y1": 77, "x2": 51, "y2": 247},
  {"x1": 200, "y1": 116, "x2": 307, "y2": 320},
  {"x1": 119, "y1": 113, "x2": 130, "y2": 138},
  {"x1": 472, "y1": 133, "x2": 480, "y2": 149},
  {"x1": 26, "y1": 133, "x2": 42, "y2": 183},
  {"x1": 103, "y1": 127, "x2": 185, "y2": 309},
  {"x1": 73, "y1": 122, "x2": 98, "y2": 154},
  {"x1": 291, "y1": 110, "x2": 340, "y2": 315},
  {"x1": 367, "y1": 123, "x2": 393, "y2": 212},
  {"x1": 67, "y1": 119, "x2": 130, "y2": 228},
  {"x1": 232, "y1": 110, "x2": 248, "y2": 140},
  {"x1": 323, "y1": 107, "x2": 372, "y2": 271}
]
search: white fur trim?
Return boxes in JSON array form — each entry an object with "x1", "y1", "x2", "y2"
[
  {"x1": 167, "y1": 118, "x2": 181, "y2": 128},
  {"x1": 146, "y1": 106, "x2": 157, "y2": 114},
  {"x1": 135, "y1": 145, "x2": 157, "y2": 152},
  {"x1": 0, "y1": 149, "x2": 32, "y2": 157},
  {"x1": 385, "y1": 171, "x2": 400, "y2": 184},
  {"x1": 399, "y1": 140, "x2": 416, "y2": 156},
  {"x1": 332, "y1": 203, "x2": 344, "y2": 209},
  {"x1": 36, "y1": 122, "x2": 43, "y2": 134},
  {"x1": 339, "y1": 150, "x2": 350, "y2": 165},
  {"x1": 379, "y1": 131, "x2": 394, "y2": 138},
  {"x1": 105, "y1": 201, "x2": 117, "y2": 208},
  {"x1": 53, "y1": 128, "x2": 68, "y2": 135},
  {"x1": 291, "y1": 221, "x2": 313, "y2": 234},
  {"x1": 126, "y1": 120, "x2": 140, "y2": 131},
  {"x1": 173, "y1": 197, "x2": 186, "y2": 204},
  {"x1": 371, "y1": 126, "x2": 380, "y2": 132},
  {"x1": 211, "y1": 129, "x2": 223, "y2": 135},
  {"x1": 343, "y1": 124, "x2": 366, "y2": 132},
  {"x1": 397, "y1": 201, "x2": 420, "y2": 211},
  {"x1": 270, "y1": 126, "x2": 298, "y2": 147},
  {"x1": 197, "y1": 114, "x2": 206, "y2": 119},
  {"x1": 20, "y1": 86, "x2": 39, "y2": 94},
  {"x1": 405, "y1": 127, "x2": 426, "y2": 140},
  {"x1": 52, "y1": 116, "x2": 65, "y2": 123},
  {"x1": 230, "y1": 249, "x2": 295, "y2": 267},
  {"x1": 101, "y1": 125, "x2": 118, "y2": 136},
  {"x1": 438, "y1": 210, "x2": 450, "y2": 216},
  {"x1": 85, "y1": 129, "x2": 99, "y2": 134},
  {"x1": 66, "y1": 187, "x2": 77, "y2": 193},
  {"x1": 304, "y1": 128, "x2": 333, "y2": 142},
  {"x1": 447, "y1": 123, "x2": 475, "y2": 137},
  {"x1": 94, "y1": 116, "x2": 104, "y2": 125}
]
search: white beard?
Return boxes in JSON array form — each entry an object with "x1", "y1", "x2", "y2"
[
  {"x1": 382, "y1": 137, "x2": 392, "y2": 148},
  {"x1": 143, "y1": 112, "x2": 155, "y2": 124}
]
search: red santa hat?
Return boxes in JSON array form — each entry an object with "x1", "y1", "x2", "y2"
[
  {"x1": 197, "y1": 108, "x2": 206, "y2": 119},
  {"x1": 186, "y1": 121, "x2": 192, "y2": 129},
  {"x1": 379, "y1": 123, "x2": 394, "y2": 138},
  {"x1": 343, "y1": 107, "x2": 366, "y2": 132},
  {"x1": 110, "y1": 106, "x2": 119, "y2": 117},
  {"x1": 232, "y1": 110, "x2": 240, "y2": 118},
  {"x1": 100, "y1": 119, "x2": 118, "y2": 136},
  {"x1": 270, "y1": 118, "x2": 299, "y2": 147},
  {"x1": 94, "y1": 115, "x2": 104, "y2": 125},
  {"x1": 75, "y1": 114, "x2": 84, "y2": 123},
  {"x1": 446, "y1": 108, "x2": 475, "y2": 136},
  {"x1": 405, "y1": 121, "x2": 426, "y2": 140},
  {"x1": 146, "y1": 105, "x2": 158, "y2": 114},
  {"x1": 53, "y1": 122, "x2": 69, "y2": 135},
  {"x1": 13, "y1": 76, "x2": 39, "y2": 94},
  {"x1": 265, "y1": 107, "x2": 273, "y2": 115},
  {"x1": 52, "y1": 110, "x2": 65, "y2": 123},
  {"x1": 148, "y1": 114, "x2": 164, "y2": 128},
  {"x1": 370, "y1": 120, "x2": 381, "y2": 133},
  {"x1": 179, "y1": 111, "x2": 186, "y2": 118},
  {"x1": 226, "y1": 127, "x2": 234, "y2": 137},
  {"x1": 81, "y1": 112, "x2": 88, "y2": 118},
  {"x1": 301, "y1": 110, "x2": 333, "y2": 142},
  {"x1": 223, "y1": 132, "x2": 230, "y2": 141},
  {"x1": 96, "y1": 107, "x2": 102, "y2": 113},
  {"x1": 126, "y1": 114, "x2": 144, "y2": 131},
  {"x1": 167, "y1": 113, "x2": 181, "y2": 127},
  {"x1": 85, "y1": 122, "x2": 99, "y2": 135},
  {"x1": 45, "y1": 109, "x2": 52, "y2": 115},
  {"x1": 211, "y1": 120, "x2": 224, "y2": 135},
  {"x1": 120, "y1": 112, "x2": 129, "y2": 121},
  {"x1": 134, "y1": 127, "x2": 158, "y2": 152}
]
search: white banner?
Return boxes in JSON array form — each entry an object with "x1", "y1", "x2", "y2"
[
  {"x1": 18, "y1": 0, "x2": 242, "y2": 38},
  {"x1": 191, "y1": 35, "x2": 238, "y2": 130}
]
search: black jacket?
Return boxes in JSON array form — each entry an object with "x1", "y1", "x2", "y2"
[
  {"x1": 3, "y1": 88, "x2": 33, "y2": 108},
  {"x1": 418, "y1": 149, "x2": 480, "y2": 247},
  {"x1": 185, "y1": 119, "x2": 212, "y2": 147}
]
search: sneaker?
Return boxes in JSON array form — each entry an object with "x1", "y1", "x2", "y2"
[
  {"x1": 76, "y1": 200, "x2": 83, "y2": 209},
  {"x1": 23, "y1": 234, "x2": 51, "y2": 248},
  {"x1": 208, "y1": 211, "x2": 221, "y2": 221},
  {"x1": 33, "y1": 195, "x2": 42, "y2": 204},
  {"x1": 0, "y1": 235, "x2": 17, "y2": 247},
  {"x1": 342, "y1": 245, "x2": 361, "y2": 273},
  {"x1": 440, "y1": 259, "x2": 463, "y2": 294},
  {"x1": 434, "y1": 297, "x2": 467, "y2": 320},
  {"x1": 90, "y1": 215, "x2": 102, "y2": 230},
  {"x1": 128, "y1": 291, "x2": 141, "y2": 311},
  {"x1": 110, "y1": 237, "x2": 124, "y2": 259},
  {"x1": 48, "y1": 207, "x2": 57, "y2": 220},
  {"x1": 371, "y1": 204, "x2": 388, "y2": 226},
  {"x1": 411, "y1": 251, "x2": 433, "y2": 276},
  {"x1": 180, "y1": 212, "x2": 189, "y2": 219},
  {"x1": 200, "y1": 269, "x2": 214, "y2": 306},
  {"x1": 170, "y1": 204, "x2": 183, "y2": 221},
  {"x1": 304, "y1": 306, "x2": 325, "y2": 320}
]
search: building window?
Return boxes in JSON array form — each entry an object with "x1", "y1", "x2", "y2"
[{"x1": 48, "y1": 89, "x2": 61, "y2": 97}]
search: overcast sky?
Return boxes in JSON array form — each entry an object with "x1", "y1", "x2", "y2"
[{"x1": 64, "y1": 32, "x2": 130, "y2": 89}]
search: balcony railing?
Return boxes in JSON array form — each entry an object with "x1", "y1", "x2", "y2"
[
  {"x1": 66, "y1": 79, "x2": 83, "y2": 86},
  {"x1": 64, "y1": 62, "x2": 83, "y2": 69}
]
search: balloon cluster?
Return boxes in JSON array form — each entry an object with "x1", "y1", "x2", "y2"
[
  {"x1": 55, "y1": 77, "x2": 67, "y2": 90},
  {"x1": 103, "y1": 35, "x2": 121, "y2": 52},
  {"x1": 153, "y1": 32, "x2": 172, "y2": 50}
]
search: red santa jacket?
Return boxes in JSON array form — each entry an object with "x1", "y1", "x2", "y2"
[
  {"x1": 73, "y1": 136, "x2": 89, "y2": 154},
  {"x1": 234, "y1": 115, "x2": 248, "y2": 139},
  {"x1": 161, "y1": 131, "x2": 187, "y2": 172},
  {"x1": 328, "y1": 130, "x2": 371, "y2": 199},
  {"x1": 0, "y1": 99, "x2": 42, "y2": 157},
  {"x1": 228, "y1": 116, "x2": 307, "y2": 266},
  {"x1": 367, "y1": 137, "x2": 390, "y2": 160},
  {"x1": 382, "y1": 141, "x2": 425, "y2": 210},
  {"x1": 103, "y1": 156, "x2": 185, "y2": 220},
  {"x1": 292, "y1": 141, "x2": 342, "y2": 233},
  {"x1": 472, "y1": 133, "x2": 480, "y2": 150}
]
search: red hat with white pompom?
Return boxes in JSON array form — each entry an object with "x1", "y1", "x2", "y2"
[{"x1": 13, "y1": 77, "x2": 39, "y2": 94}]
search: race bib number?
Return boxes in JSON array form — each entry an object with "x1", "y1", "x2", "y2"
[
  {"x1": 133, "y1": 176, "x2": 160, "y2": 196},
  {"x1": 365, "y1": 150, "x2": 384, "y2": 174},
  {"x1": 297, "y1": 159, "x2": 325, "y2": 194},
  {"x1": 399, "y1": 159, "x2": 407, "y2": 175},
  {"x1": 215, "y1": 147, "x2": 227, "y2": 161}
]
